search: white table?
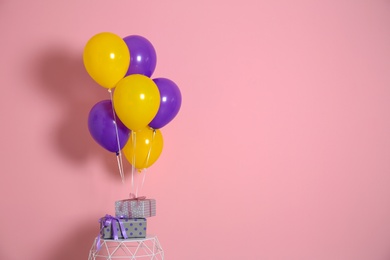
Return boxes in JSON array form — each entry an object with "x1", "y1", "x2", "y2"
[{"x1": 88, "y1": 235, "x2": 164, "y2": 259}]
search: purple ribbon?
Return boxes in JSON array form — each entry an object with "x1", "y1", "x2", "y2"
[{"x1": 96, "y1": 214, "x2": 128, "y2": 251}]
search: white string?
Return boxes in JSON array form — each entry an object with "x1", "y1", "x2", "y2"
[
  {"x1": 135, "y1": 172, "x2": 139, "y2": 198},
  {"x1": 116, "y1": 152, "x2": 125, "y2": 183},
  {"x1": 131, "y1": 131, "x2": 136, "y2": 194},
  {"x1": 135, "y1": 129, "x2": 155, "y2": 197},
  {"x1": 135, "y1": 169, "x2": 147, "y2": 200},
  {"x1": 143, "y1": 129, "x2": 156, "y2": 169},
  {"x1": 108, "y1": 89, "x2": 125, "y2": 183},
  {"x1": 141, "y1": 168, "x2": 147, "y2": 194}
]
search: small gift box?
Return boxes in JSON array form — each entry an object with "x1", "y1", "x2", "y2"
[
  {"x1": 115, "y1": 195, "x2": 156, "y2": 218},
  {"x1": 99, "y1": 215, "x2": 147, "y2": 239}
]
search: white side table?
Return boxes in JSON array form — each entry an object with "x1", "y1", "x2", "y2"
[{"x1": 88, "y1": 235, "x2": 164, "y2": 259}]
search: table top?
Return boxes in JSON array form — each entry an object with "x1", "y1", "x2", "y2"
[{"x1": 99, "y1": 234, "x2": 158, "y2": 243}]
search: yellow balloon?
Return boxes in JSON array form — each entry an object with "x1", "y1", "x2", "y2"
[
  {"x1": 83, "y1": 32, "x2": 130, "y2": 89},
  {"x1": 113, "y1": 74, "x2": 160, "y2": 131},
  {"x1": 123, "y1": 127, "x2": 164, "y2": 170}
]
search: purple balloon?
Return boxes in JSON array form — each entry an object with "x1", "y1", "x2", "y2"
[
  {"x1": 88, "y1": 100, "x2": 130, "y2": 153},
  {"x1": 123, "y1": 35, "x2": 157, "y2": 77},
  {"x1": 149, "y1": 78, "x2": 182, "y2": 129}
]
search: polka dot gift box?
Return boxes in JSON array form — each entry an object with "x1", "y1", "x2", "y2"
[
  {"x1": 100, "y1": 215, "x2": 147, "y2": 239},
  {"x1": 115, "y1": 196, "x2": 156, "y2": 218}
]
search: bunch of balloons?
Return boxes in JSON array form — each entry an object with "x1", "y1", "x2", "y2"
[{"x1": 84, "y1": 32, "x2": 182, "y2": 171}]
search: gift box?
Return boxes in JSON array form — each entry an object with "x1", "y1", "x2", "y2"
[
  {"x1": 100, "y1": 215, "x2": 147, "y2": 239},
  {"x1": 115, "y1": 197, "x2": 156, "y2": 218}
]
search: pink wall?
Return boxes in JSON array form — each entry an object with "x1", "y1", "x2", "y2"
[{"x1": 1, "y1": 1, "x2": 390, "y2": 259}]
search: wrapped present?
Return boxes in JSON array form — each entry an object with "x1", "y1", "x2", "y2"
[
  {"x1": 115, "y1": 194, "x2": 156, "y2": 218},
  {"x1": 99, "y1": 215, "x2": 147, "y2": 239}
]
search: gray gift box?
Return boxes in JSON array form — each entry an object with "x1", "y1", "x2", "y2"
[
  {"x1": 115, "y1": 199, "x2": 156, "y2": 218},
  {"x1": 101, "y1": 217, "x2": 147, "y2": 239}
]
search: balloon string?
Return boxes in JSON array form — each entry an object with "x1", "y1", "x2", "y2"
[
  {"x1": 135, "y1": 129, "x2": 154, "y2": 196},
  {"x1": 144, "y1": 129, "x2": 156, "y2": 169},
  {"x1": 119, "y1": 152, "x2": 125, "y2": 181},
  {"x1": 108, "y1": 89, "x2": 125, "y2": 183},
  {"x1": 115, "y1": 153, "x2": 125, "y2": 183},
  {"x1": 141, "y1": 168, "x2": 147, "y2": 195},
  {"x1": 135, "y1": 172, "x2": 139, "y2": 198},
  {"x1": 135, "y1": 169, "x2": 147, "y2": 197},
  {"x1": 131, "y1": 131, "x2": 136, "y2": 194}
]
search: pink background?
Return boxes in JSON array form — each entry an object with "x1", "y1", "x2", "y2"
[{"x1": 1, "y1": 1, "x2": 390, "y2": 259}]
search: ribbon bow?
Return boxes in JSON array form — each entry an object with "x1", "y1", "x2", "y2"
[
  {"x1": 116, "y1": 194, "x2": 150, "y2": 219},
  {"x1": 128, "y1": 193, "x2": 146, "y2": 201},
  {"x1": 96, "y1": 214, "x2": 128, "y2": 251}
]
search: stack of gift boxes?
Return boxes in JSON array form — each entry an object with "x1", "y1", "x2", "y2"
[{"x1": 98, "y1": 195, "x2": 156, "y2": 240}]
